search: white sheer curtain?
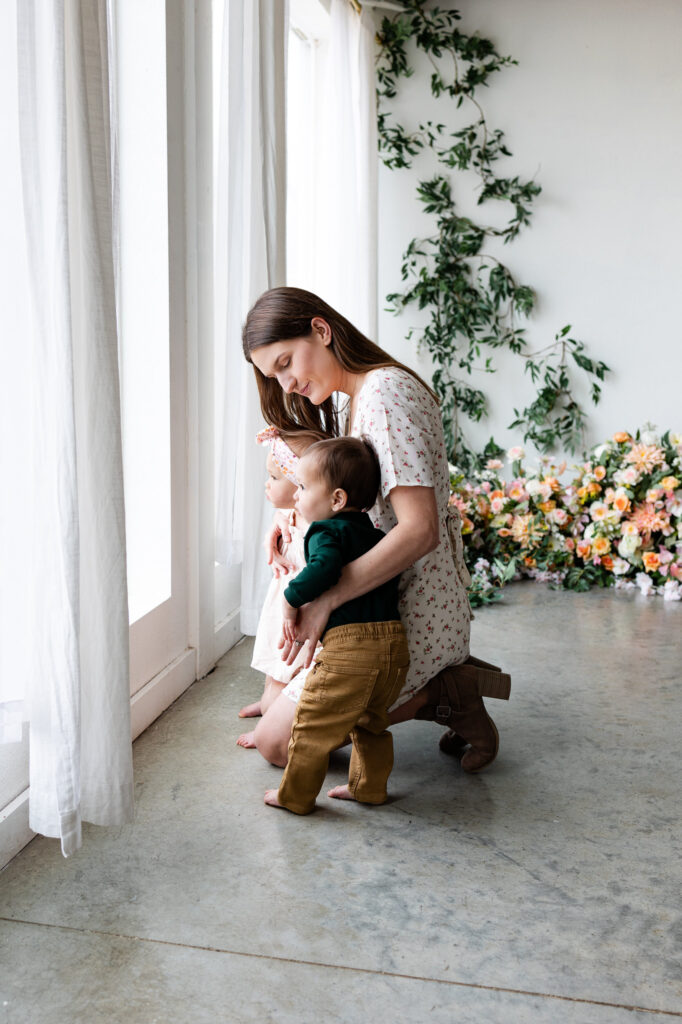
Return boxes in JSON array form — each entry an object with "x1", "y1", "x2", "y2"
[
  {"x1": 287, "y1": 0, "x2": 378, "y2": 339},
  {"x1": 214, "y1": 0, "x2": 288, "y2": 634},
  {"x1": 0, "y1": 0, "x2": 134, "y2": 856}
]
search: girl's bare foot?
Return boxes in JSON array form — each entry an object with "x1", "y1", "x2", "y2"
[
  {"x1": 264, "y1": 789, "x2": 283, "y2": 808},
  {"x1": 238, "y1": 701, "x2": 262, "y2": 718},
  {"x1": 327, "y1": 784, "x2": 356, "y2": 801},
  {"x1": 236, "y1": 731, "x2": 256, "y2": 748}
]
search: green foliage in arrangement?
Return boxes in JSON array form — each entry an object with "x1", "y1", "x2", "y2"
[{"x1": 376, "y1": 1, "x2": 610, "y2": 470}]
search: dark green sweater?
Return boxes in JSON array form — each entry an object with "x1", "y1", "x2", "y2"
[{"x1": 283, "y1": 510, "x2": 401, "y2": 635}]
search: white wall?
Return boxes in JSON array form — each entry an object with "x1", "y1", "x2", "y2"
[{"x1": 377, "y1": 0, "x2": 682, "y2": 461}]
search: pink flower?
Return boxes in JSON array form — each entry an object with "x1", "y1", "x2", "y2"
[{"x1": 486, "y1": 459, "x2": 504, "y2": 470}]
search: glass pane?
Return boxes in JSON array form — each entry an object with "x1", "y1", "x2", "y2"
[{"x1": 116, "y1": 1, "x2": 172, "y2": 624}]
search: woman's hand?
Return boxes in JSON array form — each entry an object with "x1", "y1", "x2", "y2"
[
  {"x1": 279, "y1": 593, "x2": 333, "y2": 668},
  {"x1": 265, "y1": 510, "x2": 296, "y2": 578}
]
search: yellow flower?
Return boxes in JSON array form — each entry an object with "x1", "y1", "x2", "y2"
[
  {"x1": 661, "y1": 476, "x2": 679, "y2": 491},
  {"x1": 592, "y1": 536, "x2": 611, "y2": 556},
  {"x1": 538, "y1": 500, "x2": 556, "y2": 514}
]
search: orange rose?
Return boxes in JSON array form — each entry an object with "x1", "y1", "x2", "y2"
[
  {"x1": 642, "y1": 551, "x2": 660, "y2": 572},
  {"x1": 523, "y1": 556, "x2": 536, "y2": 568},
  {"x1": 613, "y1": 492, "x2": 630, "y2": 513},
  {"x1": 490, "y1": 489, "x2": 505, "y2": 501},
  {"x1": 592, "y1": 536, "x2": 611, "y2": 556},
  {"x1": 577, "y1": 486, "x2": 590, "y2": 501},
  {"x1": 588, "y1": 481, "x2": 602, "y2": 496},
  {"x1": 613, "y1": 432, "x2": 631, "y2": 444},
  {"x1": 594, "y1": 466, "x2": 606, "y2": 481},
  {"x1": 461, "y1": 517, "x2": 474, "y2": 535},
  {"x1": 545, "y1": 476, "x2": 561, "y2": 492},
  {"x1": 576, "y1": 540, "x2": 591, "y2": 560},
  {"x1": 538, "y1": 500, "x2": 556, "y2": 513},
  {"x1": 601, "y1": 555, "x2": 614, "y2": 571}
]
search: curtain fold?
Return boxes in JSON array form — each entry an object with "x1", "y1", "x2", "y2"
[
  {"x1": 214, "y1": 0, "x2": 288, "y2": 634},
  {"x1": 11, "y1": 0, "x2": 133, "y2": 856},
  {"x1": 287, "y1": 0, "x2": 378, "y2": 340}
]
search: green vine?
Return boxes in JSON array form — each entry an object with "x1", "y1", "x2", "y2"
[{"x1": 376, "y1": 1, "x2": 609, "y2": 471}]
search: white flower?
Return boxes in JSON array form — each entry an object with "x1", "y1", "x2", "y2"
[
  {"x1": 635, "y1": 572, "x2": 655, "y2": 596},
  {"x1": 640, "y1": 429, "x2": 659, "y2": 446},
  {"x1": 525, "y1": 478, "x2": 544, "y2": 497},
  {"x1": 551, "y1": 507, "x2": 569, "y2": 525},
  {"x1": 507, "y1": 446, "x2": 525, "y2": 462},
  {"x1": 584, "y1": 522, "x2": 595, "y2": 541},
  {"x1": 592, "y1": 443, "x2": 609, "y2": 459},
  {"x1": 589, "y1": 501, "x2": 609, "y2": 521},
  {"x1": 613, "y1": 466, "x2": 640, "y2": 487},
  {"x1": 611, "y1": 557, "x2": 630, "y2": 575},
  {"x1": 662, "y1": 579, "x2": 682, "y2": 601},
  {"x1": 618, "y1": 535, "x2": 640, "y2": 558}
]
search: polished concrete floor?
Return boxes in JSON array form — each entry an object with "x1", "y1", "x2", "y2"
[{"x1": 1, "y1": 583, "x2": 680, "y2": 1023}]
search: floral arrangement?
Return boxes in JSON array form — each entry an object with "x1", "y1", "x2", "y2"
[{"x1": 450, "y1": 428, "x2": 682, "y2": 607}]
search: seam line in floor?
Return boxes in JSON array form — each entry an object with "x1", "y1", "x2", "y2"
[{"x1": 1, "y1": 915, "x2": 680, "y2": 1018}]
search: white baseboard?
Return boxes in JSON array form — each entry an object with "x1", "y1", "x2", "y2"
[
  {"x1": 0, "y1": 789, "x2": 34, "y2": 870},
  {"x1": 1, "y1": 624, "x2": 245, "y2": 868},
  {"x1": 214, "y1": 607, "x2": 242, "y2": 662}
]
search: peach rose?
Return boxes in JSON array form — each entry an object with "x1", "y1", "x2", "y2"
[
  {"x1": 565, "y1": 537, "x2": 576, "y2": 552},
  {"x1": 594, "y1": 466, "x2": 607, "y2": 481},
  {"x1": 497, "y1": 528, "x2": 512, "y2": 537},
  {"x1": 642, "y1": 551, "x2": 660, "y2": 572},
  {"x1": 577, "y1": 540, "x2": 591, "y2": 560},
  {"x1": 613, "y1": 432, "x2": 631, "y2": 443},
  {"x1": 490, "y1": 489, "x2": 505, "y2": 501},
  {"x1": 592, "y1": 536, "x2": 611, "y2": 556},
  {"x1": 588, "y1": 481, "x2": 602, "y2": 496},
  {"x1": 661, "y1": 476, "x2": 679, "y2": 492},
  {"x1": 613, "y1": 491, "x2": 630, "y2": 513}
]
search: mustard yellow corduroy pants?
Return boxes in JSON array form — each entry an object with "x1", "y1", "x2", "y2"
[{"x1": 277, "y1": 621, "x2": 410, "y2": 814}]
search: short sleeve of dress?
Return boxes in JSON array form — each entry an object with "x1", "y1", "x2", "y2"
[{"x1": 353, "y1": 369, "x2": 442, "y2": 500}]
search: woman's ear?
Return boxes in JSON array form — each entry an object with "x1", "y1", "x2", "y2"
[
  {"x1": 331, "y1": 487, "x2": 348, "y2": 512},
  {"x1": 311, "y1": 316, "x2": 332, "y2": 347}
]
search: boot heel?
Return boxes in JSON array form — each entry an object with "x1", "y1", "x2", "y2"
[
  {"x1": 466, "y1": 654, "x2": 501, "y2": 673},
  {"x1": 476, "y1": 669, "x2": 511, "y2": 701}
]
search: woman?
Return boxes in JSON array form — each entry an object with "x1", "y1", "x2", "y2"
[{"x1": 241, "y1": 287, "x2": 511, "y2": 772}]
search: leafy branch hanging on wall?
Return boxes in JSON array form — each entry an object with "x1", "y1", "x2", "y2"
[{"x1": 376, "y1": 1, "x2": 610, "y2": 470}]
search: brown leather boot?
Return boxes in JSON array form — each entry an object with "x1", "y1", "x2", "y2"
[{"x1": 415, "y1": 658, "x2": 510, "y2": 772}]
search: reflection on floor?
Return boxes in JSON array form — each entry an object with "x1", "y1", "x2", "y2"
[{"x1": 1, "y1": 582, "x2": 680, "y2": 1023}]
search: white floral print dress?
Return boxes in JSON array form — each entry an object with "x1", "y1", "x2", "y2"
[{"x1": 349, "y1": 367, "x2": 471, "y2": 709}]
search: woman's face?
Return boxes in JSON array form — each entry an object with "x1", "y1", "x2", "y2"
[{"x1": 250, "y1": 318, "x2": 342, "y2": 405}]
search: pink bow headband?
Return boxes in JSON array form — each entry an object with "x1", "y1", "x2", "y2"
[{"x1": 256, "y1": 426, "x2": 300, "y2": 485}]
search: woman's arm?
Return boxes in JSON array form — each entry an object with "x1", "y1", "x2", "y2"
[{"x1": 282, "y1": 485, "x2": 439, "y2": 666}]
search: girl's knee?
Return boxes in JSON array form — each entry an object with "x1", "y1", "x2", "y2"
[{"x1": 254, "y1": 724, "x2": 289, "y2": 768}]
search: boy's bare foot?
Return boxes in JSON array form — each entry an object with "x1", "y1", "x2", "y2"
[
  {"x1": 327, "y1": 784, "x2": 356, "y2": 802},
  {"x1": 236, "y1": 731, "x2": 256, "y2": 748},
  {"x1": 264, "y1": 789, "x2": 284, "y2": 808},
  {"x1": 238, "y1": 701, "x2": 262, "y2": 718}
]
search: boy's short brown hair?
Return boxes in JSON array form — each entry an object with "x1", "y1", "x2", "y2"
[{"x1": 305, "y1": 436, "x2": 381, "y2": 512}]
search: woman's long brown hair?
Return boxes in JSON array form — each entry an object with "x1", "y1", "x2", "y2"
[{"x1": 242, "y1": 286, "x2": 438, "y2": 437}]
